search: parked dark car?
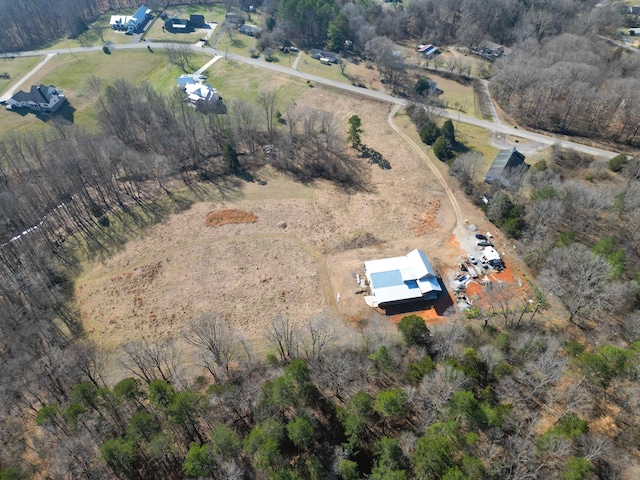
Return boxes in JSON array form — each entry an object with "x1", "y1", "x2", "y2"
[
  {"x1": 477, "y1": 240, "x2": 492, "y2": 247},
  {"x1": 475, "y1": 234, "x2": 487, "y2": 240}
]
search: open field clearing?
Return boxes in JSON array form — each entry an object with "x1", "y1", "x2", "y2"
[
  {"x1": 216, "y1": 33, "x2": 259, "y2": 58},
  {"x1": 74, "y1": 87, "x2": 474, "y2": 359},
  {"x1": 207, "y1": 59, "x2": 308, "y2": 105},
  {"x1": 296, "y1": 53, "x2": 385, "y2": 90}
]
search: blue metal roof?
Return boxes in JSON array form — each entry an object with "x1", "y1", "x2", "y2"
[{"x1": 370, "y1": 270, "x2": 403, "y2": 289}]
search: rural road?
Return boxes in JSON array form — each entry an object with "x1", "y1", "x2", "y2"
[{"x1": 2, "y1": 42, "x2": 619, "y2": 159}]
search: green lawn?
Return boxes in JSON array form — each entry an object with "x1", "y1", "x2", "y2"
[
  {"x1": 0, "y1": 49, "x2": 210, "y2": 132},
  {"x1": 47, "y1": 11, "x2": 142, "y2": 50},
  {"x1": 207, "y1": 60, "x2": 308, "y2": 109},
  {"x1": 0, "y1": 56, "x2": 43, "y2": 93},
  {"x1": 216, "y1": 32, "x2": 259, "y2": 57},
  {"x1": 429, "y1": 72, "x2": 481, "y2": 119},
  {"x1": 452, "y1": 122, "x2": 499, "y2": 165},
  {"x1": 162, "y1": 4, "x2": 227, "y2": 22},
  {"x1": 296, "y1": 53, "x2": 350, "y2": 83}
]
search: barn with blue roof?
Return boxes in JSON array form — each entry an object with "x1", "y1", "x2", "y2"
[{"x1": 364, "y1": 249, "x2": 442, "y2": 308}]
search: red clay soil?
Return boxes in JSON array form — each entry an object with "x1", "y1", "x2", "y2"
[
  {"x1": 205, "y1": 209, "x2": 258, "y2": 227},
  {"x1": 465, "y1": 265, "x2": 530, "y2": 309}
]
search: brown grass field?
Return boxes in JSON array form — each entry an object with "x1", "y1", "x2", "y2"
[{"x1": 74, "y1": 85, "x2": 530, "y2": 364}]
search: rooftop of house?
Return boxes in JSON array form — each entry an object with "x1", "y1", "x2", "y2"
[
  {"x1": 364, "y1": 249, "x2": 441, "y2": 305},
  {"x1": 485, "y1": 148, "x2": 528, "y2": 184},
  {"x1": 11, "y1": 85, "x2": 61, "y2": 104},
  {"x1": 184, "y1": 83, "x2": 218, "y2": 102},
  {"x1": 132, "y1": 5, "x2": 151, "y2": 21}
]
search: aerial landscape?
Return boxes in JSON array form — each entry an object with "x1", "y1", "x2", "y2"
[{"x1": 1, "y1": 0, "x2": 640, "y2": 478}]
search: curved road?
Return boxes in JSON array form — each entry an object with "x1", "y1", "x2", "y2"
[{"x1": 3, "y1": 42, "x2": 619, "y2": 159}]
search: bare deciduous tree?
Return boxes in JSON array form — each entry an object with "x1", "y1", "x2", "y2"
[
  {"x1": 257, "y1": 89, "x2": 278, "y2": 142},
  {"x1": 184, "y1": 313, "x2": 241, "y2": 383},
  {"x1": 539, "y1": 244, "x2": 633, "y2": 327},
  {"x1": 303, "y1": 311, "x2": 339, "y2": 361},
  {"x1": 121, "y1": 339, "x2": 182, "y2": 385},
  {"x1": 267, "y1": 314, "x2": 300, "y2": 362}
]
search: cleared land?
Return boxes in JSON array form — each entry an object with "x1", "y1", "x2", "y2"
[{"x1": 75, "y1": 84, "x2": 514, "y2": 358}]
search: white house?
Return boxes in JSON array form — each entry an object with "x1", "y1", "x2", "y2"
[
  {"x1": 364, "y1": 249, "x2": 442, "y2": 307},
  {"x1": 6, "y1": 85, "x2": 66, "y2": 113},
  {"x1": 184, "y1": 83, "x2": 219, "y2": 104},
  {"x1": 110, "y1": 5, "x2": 151, "y2": 33}
]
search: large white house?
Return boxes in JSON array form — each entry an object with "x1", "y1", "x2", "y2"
[
  {"x1": 364, "y1": 249, "x2": 442, "y2": 307},
  {"x1": 110, "y1": 5, "x2": 151, "y2": 33},
  {"x1": 184, "y1": 83, "x2": 219, "y2": 104},
  {"x1": 6, "y1": 85, "x2": 66, "y2": 113}
]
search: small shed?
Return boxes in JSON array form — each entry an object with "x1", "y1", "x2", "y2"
[{"x1": 418, "y1": 44, "x2": 441, "y2": 58}]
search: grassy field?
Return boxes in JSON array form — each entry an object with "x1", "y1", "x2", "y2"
[
  {"x1": 0, "y1": 49, "x2": 212, "y2": 132},
  {"x1": 216, "y1": 33, "x2": 259, "y2": 57},
  {"x1": 430, "y1": 73, "x2": 480, "y2": 118},
  {"x1": 454, "y1": 122, "x2": 500, "y2": 165},
  {"x1": 46, "y1": 11, "x2": 142, "y2": 50},
  {"x1": 0, "y1": 55, "x2": 43, "y2": 93},
  {"x1": 296, "y1": 53, "x2": 349, "y2": 83},
  {"x1": 208, "y1": 59, "x2": 308, "y2": 108},
  {"x1": 162, "y1": 4, "x2": 227, "y2": 22}
]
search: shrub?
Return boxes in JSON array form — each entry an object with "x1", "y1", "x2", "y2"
[
  {"x1": 420, "y1": 123, "x2": 441, "y2": 145},
  {"x1": 433, "y1": 136, "x2": 450, "y2": 161},
  {"x1": 608, "y1": 154, "x2": 628, "y2": 172},
  {"x1": 398, "y1": 315, "x2": 431, "y2": 347}
]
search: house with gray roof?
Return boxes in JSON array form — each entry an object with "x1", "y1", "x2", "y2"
[
  {"x1": 6, "y1": 85, "x2": 66, "y2": 113},
  {"x1": 485, "y1": 148, "x2": 528, "y2": 187},
  {"x1": 238, "y1": 24, "x2": 262, "y2": 36}
]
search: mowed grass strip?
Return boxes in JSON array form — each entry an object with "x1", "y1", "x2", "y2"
[{"x1": 205, "y1": 209, "x2": 258, "y2": 227}]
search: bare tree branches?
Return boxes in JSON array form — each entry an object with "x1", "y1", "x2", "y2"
[{"x1": 184, "y1": 313, "x2": 244, "y2": 383}]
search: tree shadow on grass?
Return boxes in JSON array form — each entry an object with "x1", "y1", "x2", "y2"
[{"x1": 452, "y1": 139, "x2": 469, "y2": 155}]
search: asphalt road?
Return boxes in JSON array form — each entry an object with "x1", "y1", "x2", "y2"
[{"x1": 2, "y1": 42, "x2": 620, "y2": 159}]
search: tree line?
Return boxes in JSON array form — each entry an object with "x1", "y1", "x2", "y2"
[
  {"x1": 0, "y1": 0, "x2": 214, "y2": 53},
  {"x1": 8, "y1": 309, "x2": 639, "y2": 479},
  {"x1": 491, "y1": 34, "x2": 640, "y2": 146}
]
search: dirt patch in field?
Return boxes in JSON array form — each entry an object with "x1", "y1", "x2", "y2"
[
  {"x1": 205, "y1": 209, "x2": 258, "y2": 227},
  {"x1": 75, "y1": 86, "x2": 504, "y2": 359}
]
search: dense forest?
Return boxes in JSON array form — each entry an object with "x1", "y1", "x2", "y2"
[{"x1": 1, "y1": 0, "x2": 640, "y2": 478}]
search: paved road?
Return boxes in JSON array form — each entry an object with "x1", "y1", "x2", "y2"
[{"x1": 2, "y1": 42, "x2": 620, "y2": 159}]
